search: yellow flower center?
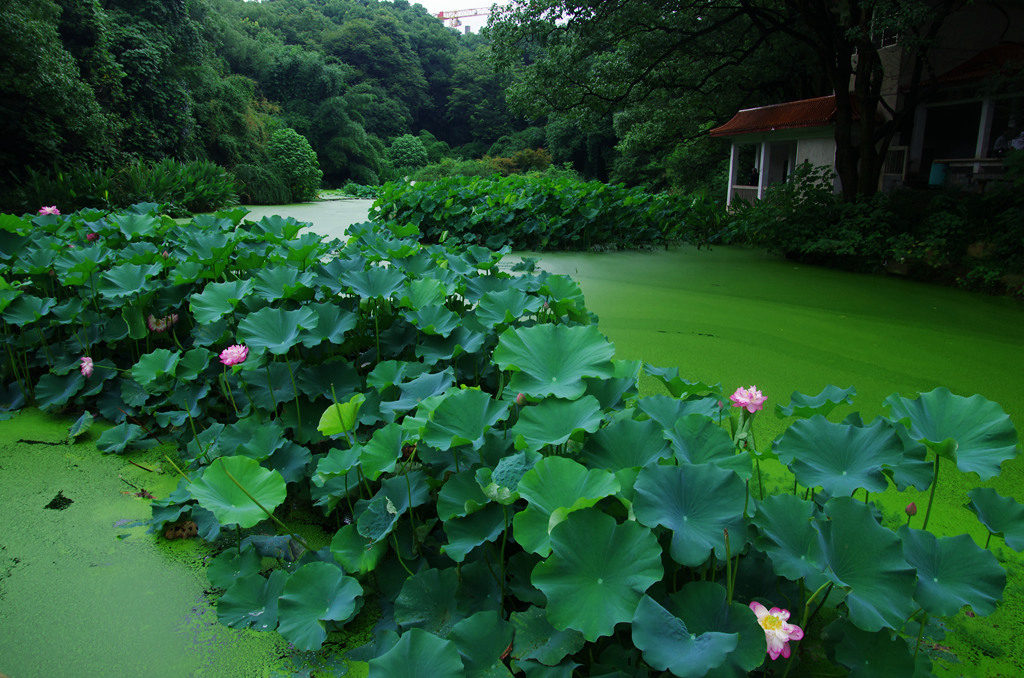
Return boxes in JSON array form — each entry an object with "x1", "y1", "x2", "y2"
[{"x1": 759, "y1": 615, "x2": 783, "y2": 631}]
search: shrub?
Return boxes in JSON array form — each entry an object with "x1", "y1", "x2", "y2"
[
  {"x1": 267, "y1": 128, "x2": 323, "y2": 202},
  {"x1": 385, "y1": 134, "x2": 429, "y2": 171},
  {"x1": 409, "y1": 157, "x2": 495, "y2": 182},
  {"x1": 233, "y1": 164, "x2": 291, "y2": 205}
]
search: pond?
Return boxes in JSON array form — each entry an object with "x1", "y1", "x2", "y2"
[{"x1": 2, "y1": 202, "x2": 1022, "y2": 676}]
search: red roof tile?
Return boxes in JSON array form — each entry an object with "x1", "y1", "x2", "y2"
[{"x1": 709, "y1": 95, "x2": 838, "y2": 137}]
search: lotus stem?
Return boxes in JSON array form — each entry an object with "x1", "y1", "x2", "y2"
[
  {"x1": 921, "y1": 456, "x2": 941, "y2": 531},
  {"x1": 391, "y1": 533, "x2": 415, "y2": 576},
  {"x1": 985, "y1": 531, "x2": 992, "y2": 549},
  {"x1": 221, "y1": 366, "x2": 239, "y2": 417},
  {"x1": 36, "y1": 326, "x2": 54, "y2": 368},
  {"x1": 799, "y1": 580, "x2": 834, "y2": 632},
  {"x1": 264, "y1": 362, "x2": 278, "y2": 415},
  {"x1": 163, "y1": 454, "x2": 190, "y2": 482},
  {"x1": 913, "y1": 612, "x2": 930, "y2": 659},
  {"x1": 724, "y1": 528, "x2": 734, "y2": 605},
  {"x1": 284, "y1": 354, "x2": 302, "y2": 436},
  {"x1": 221, "y1": 464, "x2": 314, "y2": 554},
  {"x1": 499, "y1": 506, "x2": 509, "y2": 606}
]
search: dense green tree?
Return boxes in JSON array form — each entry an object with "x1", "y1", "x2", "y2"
[{"x1": 268, "y1": 128, "x2": 323, "y2": 201}]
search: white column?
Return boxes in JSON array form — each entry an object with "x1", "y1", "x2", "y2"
[
  {"x1": 726, "y1": 143, "x2": 739, "y2": 207},
  {"x1": 975, "y1": 97, "x2": 994, "y2": 172},
  {"x1": 757, "y1": 142, "x2": 769, "y2": 200}
]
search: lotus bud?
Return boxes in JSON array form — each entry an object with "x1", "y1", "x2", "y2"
[{"x1": 905, "y1": 502, "x2": 917, "y2": 517}]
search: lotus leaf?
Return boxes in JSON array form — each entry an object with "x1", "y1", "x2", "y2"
[
  {"x1": 342, "y1": 265, "x2": 406, "y2": 299},
  {"x1": 331, "y1": 524, "x2": 388, "y2": 574},
  {"x1": 513, "y1": 457, "x2": 619, "y2": 556},
  {"x1": 667, "y1": 414, "x2": 751, "y2": 479},
  {"x1": 395, "y1": 567, "x2": 465, "y2": 636},
  {"x1": 899, "y1": 526, "x2": 1004, "y2": 617},
  {"x1": 829, "y1": 619, "x2": 919, "y2": 678},
  {"x1": 189, "y1": 280, "x2": 254, "y2": 324},
  {"x1": 237, "y1": 306, "x2": 317, "y2": 355},
  {"x1": 403, "y1": 304, "x2": 461, "y2": 337},
  {"x1": 638, "y1": 394, "x2": 723, "y2": 429},
  {"x1": 476, "y1": 450, "x2": 540, "y2": 504},
  {"x1": 358, "y1": 422, "x2": 407, "y2": 480},
  {"x1": 634, "y1": 462, "x2": 747, "y2": 566},
  {"x1": 207, "y1": 548, "x2": 261, "y2": 590},
  {"x1": 301, "y1": 302, "x2": 357, "y2": 347},
  {"x1": 318, "y1": 393, "x2": 366, "y2": 436},
  {"x1": 510, "y1": 606, "x2": 585, "y2": 666},
  {"x1": 422, "y1": 388, "x2": 510, "y2": 451},
  {"x1": 110, "y1": 211, "x2": 159, "y2": 240},
  {"x1": 368, "y1": 628, "x2": 465, "y2": 678},
  {"x1": 884, "y1": 387, "x2": 1019, "y2": 479},
  {"x1": 819, "y1": 497, "x2": 916, "y2": 632},
  {"x1": 443, "y1": 503, "x2": 509, "y2": 563},
  {"x1": 188, "y1": 455, "x2": 287, "y2": 529},
  {"x1": 579, "y1": 416, "x2": 671, "y2": 471},
  {"x1": 532, "y1": 508, "x2": 663, "y2": 641},
  {"x1": 775, "y1": 385, "x2": 857, "y2": 419},
  {"x1": 967, "y1": 487, "x2": 1024, "y2": 551},
  {"x1": 773, "y1": 416, "x2": 904, "y2": 496},
  {"x1": 253, "y1": 265, "x2": 315, "y2": 302},
  {"x1": 751, "y1": 494, "x2": 827, "y2": 586},
  {"x1": 631, "y1": 594, "x2": 738, "y2": 678},
  {"x1": 511, "y1": 395, "x2": 603, "y2": 452},
  {"x1": 96, "y1": 421, "x2": 151, "y2": 454},
  {"x1": 98, "y1": 263, "x2": 161, "y2": 299},
  {"x1": 277, "y1": 561, "x2": 362, "y2": 650},
  {"x1": 494, "y1": 324, "x2": 615, "y2": 400},
  {"x1": 643, "y1": 364, "x2": 722, "y2": 399},
  {"x1": 476, "y1": 288, "x2": 544, "y2": 328},
  {"x1": 131, "y1": 349, "x2": 180, "y2": 391},
  {"x1": 438, "y1": 470, "x2": 492, "y2": 521},
  {"x1": 35, "y1": 371, "x2": 84, "y2": 410},
  {"x1": 2, "y1": 294, "x2": 56, "y2": 325},
  {"x1": 449, "y1": 610, "x2": 515, "y2": 678}
]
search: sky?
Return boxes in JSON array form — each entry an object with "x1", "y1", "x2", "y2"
[{"x1": 411, "y1": 0, "x2": 509, "y2": 33}]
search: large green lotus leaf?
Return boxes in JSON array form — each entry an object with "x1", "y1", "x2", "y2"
[
  {"x1": 819, "y1": 497, "x2": 916, "y2": 632},
  {"x1": 313, "y1": 447, "x2": 360, "y2": 486},
  {"x1": 540, "y1": 274, "x2": 587, "y2": 320},
  {"x1": 510, "y1": 605, "x2": 585, "y2": 666},
  {"x1": 751, "y1": 494, "x2": 827, "y2": 586},
  {"x1": 518, "y1": 660, "x2": 580, "y2": 678},
  {"x1": 773, "y1": 416, "x2": 904, "y2": 496},
  {"x1": 2, "y1": 294, "x2": 56, "y2": 325},
  {"x1": 297, "y1": 359, "x2": 360, "y2": 400},
  {"x1": 318, "y1": 392, "x2": 366, "y2": 437},
  {"x1": 237, "y1": 306, "x2": 317, "y2": 355},
  {"x1": 277, "y1": 561, "x2": 362, "y2": 651},
  {"x1": 96, "y1": 421, "x2": 152, "y2": 454},
  {"x1": 207, "y1": 547, "x2": 262, "y2": 589},
  {"x1": 98, "y1": 263, "x2": 161, "y2": 299},
  {"x1": 423, "y1": 388, "x2": 511, "y2": 451},
  {"x1": 217, "y1": 570, "x2": 287, "y2": 631},
  {"x1": 217, "y1": 416, "x2": 286, "y2": 461},
  {"x1": 494, "y1": 324, "x2": 615, "y2": 400},
  {"x1": 403, "y1": 304, "x2": 461, "y2": 337},
  {"x1": 669, "y1": 582, "x2": 767, "y2": 678},
  {"x1": 885, "y1": 423, "x2": 934, "y2": 491},
  {"x1": 253, "y1": 265, "x2": 315, "y2": 302},
  {"x1": 643, "y1": 364, "x2": 722, "y2": 399},
  {"x1": 253, "y1": 214, "x2": 304, "y2": 241},
  {"x1": 634, "y1": 463, "x2": 747, "y2": 567},
  {"x1": 189, "y1": 280, "x2": 254, "y2": 324},
  {"x1": 438, "y1": 470, "x2": 491, "y2": 521},
  {"x1": 367, "y1": 360, "x2": 432, "y2": 391},
  {"x1": 532, "y1": 508, "x2": 663, "y2": 641},
  {"x1": 829, "y1": 619, "x2": 918, "y2": 678},
  {"x1": 67, "y1": 411, "x2": 94, "y2": 441},
  {"x1": 381, "y1": 370, "x2": 454, "y2": 417},
  {"x1": 399, "y1": 277, "x2": 449, "y2": 309},
  {"x1": 967, "y1": 487, "x2": 1024, "y2": 551},
  {"x1": 443, "y1": 502, "x2": 509, "y2": 563},
  {"x1": 631, "y1": 594, "x2": 738, "y2": 678},
  {"x1": 775, "y1": 385, "x2": 857, "y2": 419},
  {"x1": 583, "y1": 358, "x2": 641, "y2": 410},
  {"x1": 180, "y1": 226, "x2": 234, "y2": 263},
  {"x1": 513, "y1": 456, "x2": 620, "y2": 556},
  {"x1": 475, "y1": 450, "x2": 540, "y2": 505},
  {"x1": 899, "y1": 526, "x2": 1004, "y2": 617},
  {"x1": 368, "y1": 628, "x2": 465, "y2": 678},
  {"x1": 188, "y1": 455, "x2": 287, "y2": 529},
  {"x1": 131, "y1": 349, "x2": 180, "y2": 391},
  {"x1": 13, "y1": 245, "x2": 56, "y2": 275},
  {"x1": 476, "y1": 288, "x2": 544, "y2": 328},
  {"x1": 331, "y1": 524, "x2": 388, "y2": 575},
  {"x1": 450, "y1": 610, "x2": 515, "y2": 678},
  {"x1": 511, "y1": 396, "x2": 603, "y2": 452},
  {"x1": 884, "y1": 387, "x2": 1019, "y2": 479},
  {"x1": 35, "y1": 371, "x2": 84, "y2": 410},
  {"x1": 356, "y1": 471, "x2": 430, "y2": 543},
  {"x1": 667, "y1": 414, "x2": 751, "y2": 479},
  {"x1": 302, "y1": 302, "x2": 357, "y2": 348},
  {"x1": 395, "y1": 567, "x2": 465, "y2": 636},
  {"x1": 342, "y1": 265, "x2": 406, "y2": 299},
  {"x1": 417, "y1": 326, "x2": 487, "y2": 365},
  {"x1": 0, "y1": 283, "x2": 23, "y2": 315},
  {"x1": 638, "y1": 395, "x2": 723, "y2": 429},
  {"x1": 359, "y1": 422, "x2": 407, "y2": 480},
  {"x1": 110, "y1": 211, "x2": 159, "y2": 240},
  {"x1": 579, "y1": 416, "x2": 671, "y2": 471}
]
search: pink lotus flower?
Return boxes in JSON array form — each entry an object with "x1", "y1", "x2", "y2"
[
  {"x1": 146, "y1": 313, "x2": 180, "y2": 333},
  {"x1": 730, "y1": 385, "x2": 767, "y2": 413},
  {"x1": 86, "y1": 232, "x2": 98, "y2": 242},
  {"x1": 219, "y1": 344, "x2": 249, "y2": 366},
  {"x1": 38, "y1": 205, "x2": 60, "y2": 215},
  {"x1": 80, "y1": 356, "x2": 94, "y2": 378},
  {"x1": 750, "y1": 601, "x2": 803, "y2": 660}
]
